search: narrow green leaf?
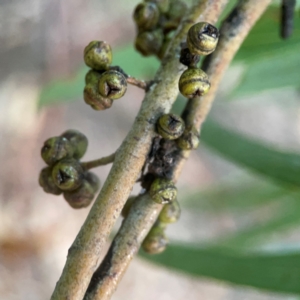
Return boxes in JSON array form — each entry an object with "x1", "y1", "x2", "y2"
[
  {"x1": 233, "y1": 46, "x2": 300, "y2": 96},
  {"x1": 183, "y1": 178, "x2": 287, "y2": 212},
  {"x1": 215, "y1": 198, "x2": 300, "y2": 249},
  {"x1": 142, "y1": 246, "x2": 300, "y2": 295},
  {"x1": 235, "y1": 8, "x2": 300, "y2": 62},
  {"x1": 201, "y1": 120, "x2": 300, "y2": 187},
  {"x1": 38, "y1": 67, "x2": 87, "y2": 108},
  {"x1": 231, "y1": 7, "x2": 300, "y2": 96}
]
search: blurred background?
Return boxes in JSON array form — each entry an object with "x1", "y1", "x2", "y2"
[{"x1": 0, "y1": 0, "x2": 300, "y2": 299}]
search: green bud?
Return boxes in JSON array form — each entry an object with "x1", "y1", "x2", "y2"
[
  {"x1": 60, "y1": 130, "x2": 88, "y2": 160},
  {"x1": 157, "y1": 113, "x2": 185, "y2": 140},
  {"x1": 135, "y1": 29, "x2": 164, "y2": 56},
  {"x1": 145, "y1": 0, "x2": 169, "y2": 13},
  {"x1": 133, "y1": 2, "x2": 160, "y2": 31},
  {"x1": 52, "y1": 158, "x2": 84, "y2": 191},
  {"x1": 149, "y1": 178, "x2": 177, "y2": 204},
  {"x1": 39, "y1": 167, "x2": 62, "y2": 195},
  {"x1": 98, "y1": 70, "x2": 127, "y2": 100},
  {"x1": 63, "y1": 172, "x2": 100, "y2": 209},
  {"x1": 84, "y1": 83, "x2": 113, "y2": 111},
  {"x1": 187, "y1": 22, "x2": 219, "y2": 56},
  {"x1": 179, "y1": 67, "x2": 210, "y2": 98},
  {"x1": 85, "y1": 69, "x2": 102, "y2": 85},
  {"x1": 84, "y1": 41, "x2": 112, "y2": 70},
  {"x1": 41, "y1": 136, "x2": 74, "y2": 166},
  {"x1": 142, "y1": 226, "x2": 168, "y2": 254},
  {"x1": 159, "y1": 199, "x2": 180, "y2": 223},
  {"x1": 166, "y1": 0, "x2": 187, "y2": 23},
  {"x1": 176, "y1": 126, "x2": 200, "y2": 150}
]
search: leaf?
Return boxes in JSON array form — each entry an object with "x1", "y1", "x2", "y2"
[
  {"x1": 201, "y1": 120, "x2": 300, "y2": 187},
  {"x1": 234, "y1": 8, "x2": 300, "y2": 62},
  {"x1": 182, "y1": 177, "x2": 300, "y2": 250},
  {"x1": 233, "y1": 46, "x2": 300, "y2": 96},
  {"x1": 142, "y1": 246, "x2": 300, "y2": 295},
  {"x1": 214, "y1": 197, "x2": 300, "y2": 249},
  {"x1": 183, "y1": 177, "x2": 287, "y2": 212},
  {"x1": 38, "y1": 67, "x2": 88, "y2": 108},
  {"x1": 38, "y1": 45, "x2": 159, "y2": 107},
  {"x1": 231, "y1": 7, "x2": 300, "y2": 96}
]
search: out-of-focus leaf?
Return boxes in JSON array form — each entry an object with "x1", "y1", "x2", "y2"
[
  {"x1": 142, "y1": 246, "x2": 300, "y2": 295},
  {"x1": 38, "y1": 67, "x2": 87, "y2": 108},
  {"x1": 38, "y1": 45, "x2": 159, "y2": 107},
  {"x1": 182, "y1": 177, "x2": 300, "y2": 250},
  {"x1": 231, "y1": 7, "x2": 300, "y2": 96},
  {"x1": 183, "y1": 177, "x2": 287, "y2": 212},
  {"x1": 233, "y1": 46, "x2": 300, "y2": 96},
  {"x1": 201, "y1": 120, "x2": 300, "y2": 187},
  {"x1": 234, "y1": 8, "x2": 300, "y2": 62},
  {"x1": 214, "y1": 196, "x2": 300, "y2": 249}
]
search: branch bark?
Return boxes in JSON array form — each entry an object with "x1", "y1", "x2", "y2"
[
  {"x1": 83, "y1": 1, "x2": 232, "y2": 299},
  {"x1": 50, "y1": 1, "x2": 222, "y2": 299}
]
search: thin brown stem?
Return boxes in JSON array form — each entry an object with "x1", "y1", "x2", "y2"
[
  {"x1": 81, "y1": 153, "x2": 115, "y2": 170},
  {"x1": 50, "y1": 1, "x2": 217, "y2": 299},
  {"x1": 126, "y1": 76, "x2": 148, "y2": 90},
  {"x1": 83, "y1": 1, "x2": 229, "y2": 299}
]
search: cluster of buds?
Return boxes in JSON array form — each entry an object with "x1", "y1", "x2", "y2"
[
  {"x1": 83, "y1": 41, "x2": 128, "y2": 110},
  {"x1": 179, "y1": 22, "x2": 219, "y2": 98},
  {"x1": 38, "y1": 130, "x2": 100, "y2": 209},
  {"x1": 138, "y1": 112, "x2": 198, "y2": 254},
  {"x1": 140, "y1": 21, "x2": 220, "y2": 254},
  {"x1": 142, "y1": 198, "x2": 180, "y2": 254},
  {"x1": 133, "y1": 0, "x2": 187, "y2": 59},
  {"x1": 157, "y1": 113, "x2": 200, "y2": 151}
]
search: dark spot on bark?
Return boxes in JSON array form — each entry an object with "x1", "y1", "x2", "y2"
[{"x1": 225, "y1": 7, "x2": 244, "y2": 37}]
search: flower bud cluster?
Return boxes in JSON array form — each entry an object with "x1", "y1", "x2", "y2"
[
  {"x1": 156, "y1": 113, "x2": 200, "y2": 151},
  {"x1": 178, "y1": 22, "x2": 220, "y2": 99},
  {"x1": 39, "y1": 130, "x2": 100, "y2": 209},
  {"x1": 133, "y1": 0, "x2": 187, "y2": 59},
  {"x1": 83, "y1": 41, "x2": 127, "y2": 111}
]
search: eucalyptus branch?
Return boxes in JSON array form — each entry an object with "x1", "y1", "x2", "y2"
[
  {"x1": 82, "y1": 1, "x2": 229, "y2": 299},
  {"x1": 81, "y1": 153, "x2": 115, "y2": 170},
  {"x1": 50, "y1": 1, "x2": 219, "y2": 299}
]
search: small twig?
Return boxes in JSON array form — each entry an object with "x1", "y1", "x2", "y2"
[
  {"x1": 126, "y1": 76, "x2": 148, "y2": 90},
  {"x1": 81, "y1": 153, "x2": 115, "y2": 170},
  {"x1": 109, "y1": 65, "x2": 148, "y2": 90},
  {"x1": 83, "y1": 1, "x2": 229, "y2": 299}
]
